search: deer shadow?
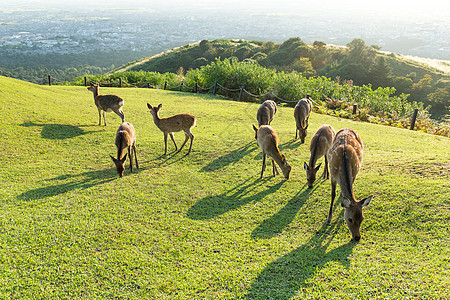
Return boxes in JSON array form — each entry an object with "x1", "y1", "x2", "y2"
[
  {"x1": 200, "y1": 142, "x2": 257, "y2": 172},
  {"x1": 21, "y1": 122, "x2": 96, "y2": 140},
  {"x1": 278, "y1": 139, "x2": 304, "y2": 151},
  {"x1": 17, "y1": 168, "x2": 115, "y2": 201},
  {"x1": 246, "y1": 214, "x2": 357, "y2": 299},
  {"x1": 187, "y1": 176, "x2": 285, "y2": 220},
  {"x1": 251, "y1": 183, "x2": 321, "y2": 239}
]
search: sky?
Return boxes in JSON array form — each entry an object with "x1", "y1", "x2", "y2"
[{"x1": 2, "y1": 0, "x2": 449, "y2": 20}]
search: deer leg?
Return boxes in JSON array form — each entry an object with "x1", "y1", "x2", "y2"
[
  {"x1": 98, "y1": 108, "x2": 102, "y2": 125},
  {"x1": 188, "y1": 131, "x2": 194, "y2": 154},
  {"x1": 327, "y1": 181, "x2": 336, "y2": 224},
  {"x1": 164, "y1": 132, "x2": 168, "y2": 155},
  {"x1": 295, "y1": 128, "x2": 298, "y2": 139},
  {"x1": 103, "y1": 111, "x2": 106, "y2": 126},
  {"x1": 272, "y1": 158, "x2": 279, "y2": 177},
  {"x1": 260, "y1": 152, "x2": 266, "y2": 178},
  {"x1": 132, "y1": 144, "x2": 139, "y2": 169},
  {"x1": 169, "y1": 132, "x2": 177, "y2": 151},
  {"x1": 323, "y1": 156, "x2": 329, "y2": 179},
  {"x1": 179, "y1": 132, "x2": 189, "y2": 152},
  {"x1": 128, "y1": 147, "x2": 133, "y2": 172}
]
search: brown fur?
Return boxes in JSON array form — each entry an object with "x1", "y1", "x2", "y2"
[
  {"x1": 87, "y1": 83, "x2": 125, "y2": 125},
  {"x1": 294, "y1": 96, "x2": 312, "y2": 142},
  {"x1": 326, "y1": 128, "x2": 373, "y2": 241},
  {"x1": 252, "y1": 125, "x2": 291, "y2": 179},
  {"x1": 110, "y1": 122, "x2": 138, "y2": 177},
  {"x1": 304, "y1": 124, "x2": 336, "y2": 188},
  {"x1": 147, "y1": 103, "x2": 196, "y2": 155},
  {"x1": 257, "y1": 100, "x2": 277, "y2": 126}
]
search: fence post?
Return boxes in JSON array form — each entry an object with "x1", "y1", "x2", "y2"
[
  {"x1": 179, "y1": 82, "x2": 183, "y2": 92},
  {"x1": 352, "y1": 104, "x2": 358, "y2": 114},
  {"x1": 238, "y1": 86, "x2": 244, "y2": 101},
  {"x1": 48, "y1": 74, "x2": 52, "y2": 86},
  {"x1": 164, "y1": 81, "x2": 167, "y2": 90},
  {"x1": 194, "y1": 82, "x2": 198, "y2": 93},
  {"x1": 119, "y1": 78, "x2": 122, "y2": 87},
  {"x1": 410, "y1": 109, "x2": 419, "y2": 130},
  {"x1": 147, "y1": 82, "x2": 150, "y2": 88},
  {"x1": 213, "y1": 81, "x2": 218, "y2": 95},
  {"x1": 84, "y1": 76, "x2": 88, "y2": 87}
]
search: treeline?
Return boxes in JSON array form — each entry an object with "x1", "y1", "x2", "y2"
[
  {"x1": 77, "y1": 58, "x2": 428, "y2": 122},
  {"x1": 123, "y1": 38, "x2": 449, "y2": 118}
]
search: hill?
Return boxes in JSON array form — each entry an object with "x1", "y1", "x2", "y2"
[
  {"x1": 1, "y1": 76, "x2": 449, "y2": 298},
  {"x1": 114, "y1": 38, "x2": 450, "y2": 118}
]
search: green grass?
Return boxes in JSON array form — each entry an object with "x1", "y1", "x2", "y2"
[{"x1": 1, "y1": 76, "x2": 449, "y2": 299}]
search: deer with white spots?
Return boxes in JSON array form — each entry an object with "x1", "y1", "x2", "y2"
[
  {"x1": 304, "y1": 124, "x2": 336, "y2": 188},
  {"x1": 294, "y1": 95, "x2": 312, "y2": 142},
  {"x1": 87, "y1": 83, "x2": 125, "y2": 126},
  {"x1": 257, "y1": 100, "x2": 277, "y2": 126},
  {"x1": 253, "y1": 125, "x2": 291, "y2": 179},
  {"x1": 110, "y1": 122, "x2": 139, "y2": 178},
  {"x1": 147, "y1": 103, "x2": 196, "y2": 155},
  {"x1": 327, "y1": 128, "x2": 373, "y2": 241}
]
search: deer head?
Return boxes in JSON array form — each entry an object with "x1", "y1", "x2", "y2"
[{"x1": 341, "y1": 195, "x2": 373, "y2": 241}]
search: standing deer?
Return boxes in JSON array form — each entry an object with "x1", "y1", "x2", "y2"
[
  {"x1": 252, "y1": 125, "x2": 291, "y2": 179},
  {"x1": 304, "y1": 124, "x2": 336, "y2": 188},
  {"x1": 327, "y1": 128, "x2": 373, "y2": 241},
  {"x1": 294, "y1": 95, "x2": 313, "y2": 142},
  {"x1": 147, "y1": 103, "x2": 197, "y2": 155},
  {"x1": 87, "y1": 83, "x2": 125, "y2": 126},
  {"x1": 110, "y1": 122, "x2": 139, "y2": 178},
  {"x1": 257, "y1": 100, "x2": 277, "y2": 126}
]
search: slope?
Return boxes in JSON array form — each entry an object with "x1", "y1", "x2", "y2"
[{"x1": 1, "y1": 76, "x2": 449, "y2": 298}]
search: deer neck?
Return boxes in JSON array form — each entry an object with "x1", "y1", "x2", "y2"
[
  {"x1": 151, "y1": 112, "x2": 162, "y2": 128},
  {"x1": 271, "y1": 149, "x2": 287, "y2": 171}
]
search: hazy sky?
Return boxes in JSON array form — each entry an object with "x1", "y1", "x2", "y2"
[{"x1": 3, "y1": 0, "x2": 449, "y2": 19}]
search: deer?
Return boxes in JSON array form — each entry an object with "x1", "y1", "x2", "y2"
[
  {"x1": 87, "y1": 82, "x2": 125, "y2": 126},
  {"x1": 257, "y1": 100, "x2": 277, "y2": 126},
  {"x1": 294, "y1": 95, "x2": 313, "y2": 143},
  {"x1": 304, "y1": 124, "x2": 336, "y2": 188},
  {"x1": 326, "y1": 128, "x2": 373, "y2": 241},
  {"x1": 110, "y1": 122, "x2": 139, "y2": 178},
  {"x1": 252, "y1": 125, "x2": 291, "y2": 179},
  {"x1": 147, "y1": 103, "x2": 197, "y2": 155}
]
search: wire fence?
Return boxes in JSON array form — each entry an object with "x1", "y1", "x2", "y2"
[{"x1": 47, "y1": 74, "x2": 442, "y2": 131}]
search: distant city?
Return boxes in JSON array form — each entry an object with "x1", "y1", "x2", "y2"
[{"x1": 0, "y1": 6, "x2": 449, "y2": 62}]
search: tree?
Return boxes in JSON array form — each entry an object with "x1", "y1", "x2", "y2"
[
  {"x1": 346, "y1": 38, "x2": 375, "y2": 64},
  {"x1": 366, "y1": 56, "x2": 393, "y2": 88},
  {"x1": 428, "y1": 85, "x2": 450, "y2": 109},
  {"x1": 290, "y1": 58, "x2": 316, "y2": 77}
]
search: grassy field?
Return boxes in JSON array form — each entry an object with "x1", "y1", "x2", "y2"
[{"x1": 0, "y1": 76, "x2": 449, "y2": 299}]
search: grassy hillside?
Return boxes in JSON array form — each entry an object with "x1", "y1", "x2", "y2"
[{"x1": 1, "y1": 76, "x2": 449, "y2": 298}]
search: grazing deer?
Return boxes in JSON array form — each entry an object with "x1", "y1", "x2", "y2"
[
  {"x1": 87, "y1": 83, "x2": 125, "y2": 126},
  {"x1": 257, "y1": 100, "x2": 277, "y2": 126},
  {"x1": 252, "y1": 125, "x2": 291, "y2": 179},
  {"x1": 327, "y1": 128, "x2": 373, "y2": 241},
  {"x1": 110, "y1": 122, "x2": 139, "y2": 178},
  {"x1": 147, "y1": 103, "x2": 196, "y2": 155},
  {"x1": 304, "y1": 124, "x2": 336, "y2": 188},
  {"x1": 294, "y1": 95, "x2": 313, "y2": 142}
]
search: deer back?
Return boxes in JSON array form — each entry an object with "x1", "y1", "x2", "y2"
[
  {"x1": 257, "y1": 100, "x2": 277, "y2": 126},
  {"x1": 294, "y1": 98, "x2": 312, "y2": 129},
  {"x1": 305, "y1": 124, "x2": 336, "y2": 186},
  {"x1": 115, "y1": 122, "x2": 136, "y2": 158},
  {"x1": 96, "y1": 94, "x2": 124, "y2": 112},
  {"x1": 158, "y1": 113, "x2": 196, "y2": 133},
  {"x1": 328, "y1": 128, "x2": 363, "y2": 198}
]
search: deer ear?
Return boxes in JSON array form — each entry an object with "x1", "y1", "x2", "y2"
[
  {"x1": 360, "y1": 195, "x2": 373, "y2": 208},
  {"x1": 157, "y1": 103, "x2": 162, "y2": 110},
  {"x1": 341, "y1": 197, "x2": 352, "y2": 208},
  {"x1": 110, "y1": 155, "x2": 117, "y2": 163},
  {"x1": 120, "y1": 153, "x2": 128, "y2": 163},
  {"x1": 304, "y1": 162, "x2": 309, "y2": 171},
  {"x1": 315, "y1": 163, "x2": 322, "y2": 172},
  {"x1": 147, "y1": 103, "x2": 152, "y2": 110}
]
